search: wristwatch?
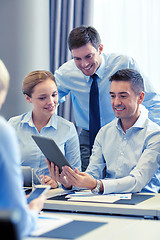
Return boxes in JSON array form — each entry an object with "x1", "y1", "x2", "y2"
[{"x1": 91, "y1": 180, "x2": 101, "y2": 194}]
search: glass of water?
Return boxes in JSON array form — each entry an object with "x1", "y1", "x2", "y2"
[{"x1": 32, "y1": 167, "x2": 46, "y2": 188}]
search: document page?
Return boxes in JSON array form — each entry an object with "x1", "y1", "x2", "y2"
[
  {"x1": 30, "y1": 213, "x2": 72, "y2": 236},
  {"x1": 66, "y1": 190, "x2": 132, "y2": 203}
]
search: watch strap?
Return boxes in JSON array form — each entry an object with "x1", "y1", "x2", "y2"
[{"x1": 91, "y1": 180, "x2": 101, "y2": 194}]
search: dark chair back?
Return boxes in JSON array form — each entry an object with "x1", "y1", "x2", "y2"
[{"x1": 0, "y1": 210, "x2": 20, "y2": 240}]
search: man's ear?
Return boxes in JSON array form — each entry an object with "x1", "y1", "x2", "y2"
[
  {"x1": 25, "y1": 94, "x2": 32, "y2": 103},
  {"x1": 98, "y1": 44, "x2": 103, "y2": 54},
  {"x1": 138, "y1": 91, "x2": 145, "y2": 104}
]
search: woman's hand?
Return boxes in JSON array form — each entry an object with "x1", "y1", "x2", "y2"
[
  {"x1": 43, "y1": 175, "x2": 58, "y2": 189},
  {"x1": 46, "y1": 159, "x2": 72, "y2": 189},
  {"x1": 28, "y1": 195, "x2": 46, "y2": 213}
]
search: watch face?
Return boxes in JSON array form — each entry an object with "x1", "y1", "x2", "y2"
[{"x1": 92, "y1": 187, "x2": 99, "y2": 194}]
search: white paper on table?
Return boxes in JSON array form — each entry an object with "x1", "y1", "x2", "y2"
[
  {"x1": 66, "y1": 191, "x2": 132, "y2": 203},
  {"x1": 30, "y1": 213, "x2": 72, "y2": 236},
  {"x1": 46, "y1": 188, "x2": 72, "y2": 199}
]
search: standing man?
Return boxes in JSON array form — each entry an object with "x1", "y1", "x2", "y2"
[
  {"x1": 55, "y1": 25, "x2": 160, "y2": 171},
  {"x1": 59, "y1": 69, "x2": 160, "y2": 194}
]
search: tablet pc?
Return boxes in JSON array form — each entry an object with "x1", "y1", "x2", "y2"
[{"x1": 32, "y1": 135, "x2": 72, "y2": 173}]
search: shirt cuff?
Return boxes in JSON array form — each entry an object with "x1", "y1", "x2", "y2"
[{"x1": 101, "y1": 176, "x2": 136, "y2": 194}]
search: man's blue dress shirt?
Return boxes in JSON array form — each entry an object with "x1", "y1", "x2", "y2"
[
  {"x1": 0, "y1": 116, "x2": 37, "y2": 237},
  {"x1": 55, "y1": 53, "x2": 160, "y2": 129},
  {"x1": 8, "y1": 112, "x2": 81, "y2": 175},
  {"x1": 86, "y1": 110, "x2": 160, "y2": 194}
]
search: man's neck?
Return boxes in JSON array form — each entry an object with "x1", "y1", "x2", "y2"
[{"x1": 120, "y1": 113, "x2": 141, "y2": 133}]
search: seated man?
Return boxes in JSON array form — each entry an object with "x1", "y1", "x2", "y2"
[{"x1": 48, "y1": 68, "x2": 160, "y2": 194}]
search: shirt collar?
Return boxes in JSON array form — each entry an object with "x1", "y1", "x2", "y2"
[
  {"x1": 21, "y1": 111, "x2": 32, "y2": 125},
  {"x1": 86, "y1": 54, "x2": 105, "y2": 82},
  {"x1": 116, "y1": 105, "x2": 148, "y2": 132},
  {"x1": 21, "y1": 111, "x2": 58, "y2": 130}
]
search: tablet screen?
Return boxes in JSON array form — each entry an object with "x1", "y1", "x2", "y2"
[{"x1": 32, "y1": 135, "x2": 72, "y2": 172}]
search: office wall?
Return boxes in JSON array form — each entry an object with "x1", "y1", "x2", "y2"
[{"x1": 0, "y1": 0, "x2": 50, "y2": 120}]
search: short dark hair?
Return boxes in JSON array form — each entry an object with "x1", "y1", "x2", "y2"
[
  {"x1": 68, "y1": 25, "x2": 101, "y2": 51},
  {"x1": 109, "y1": 69, "x2": 144, "y2": 95}
]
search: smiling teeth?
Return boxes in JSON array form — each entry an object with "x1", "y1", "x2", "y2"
[
  {"x1": 84, "y1": 65, "x2": 91, "y2": 70},
  {"x1": 115, "y1": 107, "x2": 124, "y2": 110},
  {"x1": 47, "y1": 106, "x2": 54, "y2": 110}
]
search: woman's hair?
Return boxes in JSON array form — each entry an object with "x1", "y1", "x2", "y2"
[
  {"x1": 0, "y1": 59, "x2": 10, "y2": 92},
  {"x1": 68, "y1": 25, "x2": 101, "y2": 51},
  {"x1": 22, "y1": 70, "x2": 56, "y2": 97}
]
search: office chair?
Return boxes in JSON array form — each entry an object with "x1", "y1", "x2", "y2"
[{"x1": 0, "y1": 210, "x2": 20, "y2": 240}]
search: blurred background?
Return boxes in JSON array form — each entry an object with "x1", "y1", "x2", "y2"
[{"x1": 0, "y1": 0, "x2": 159, "y2": 122}]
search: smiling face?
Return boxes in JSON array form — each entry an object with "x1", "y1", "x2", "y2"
[
  {"x1": 71, "y1": 42, "x2": 103, "y2": 76},
  {"x1": 25, "y1": 78, "x2": 58, "y2": 121},
  {"x1": 110, "y1": 81, "x2": 144, "y2": 131}
]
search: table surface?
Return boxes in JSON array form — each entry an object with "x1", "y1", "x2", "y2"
[
  {"x1": 25, "y1": 189, "x2": 160, "y2": 239},
  {"x1": 44, "y1": 190, "x2": 160, "y2": 218},
  {"x1": 26, "y1": 210, "x2": 160, "y2": 240}
]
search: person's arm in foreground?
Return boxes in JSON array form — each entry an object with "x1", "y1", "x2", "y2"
[{"x1": 0, "y1": 119, "x2": 45, "y2": 238}]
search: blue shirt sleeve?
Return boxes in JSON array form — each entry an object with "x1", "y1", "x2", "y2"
[
  {"x1": 0, "y1": 117, "x2": 38, "y2": 238},
  {"x1": 64, "y1": 122, "x2": 81, "y2": 171}
]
